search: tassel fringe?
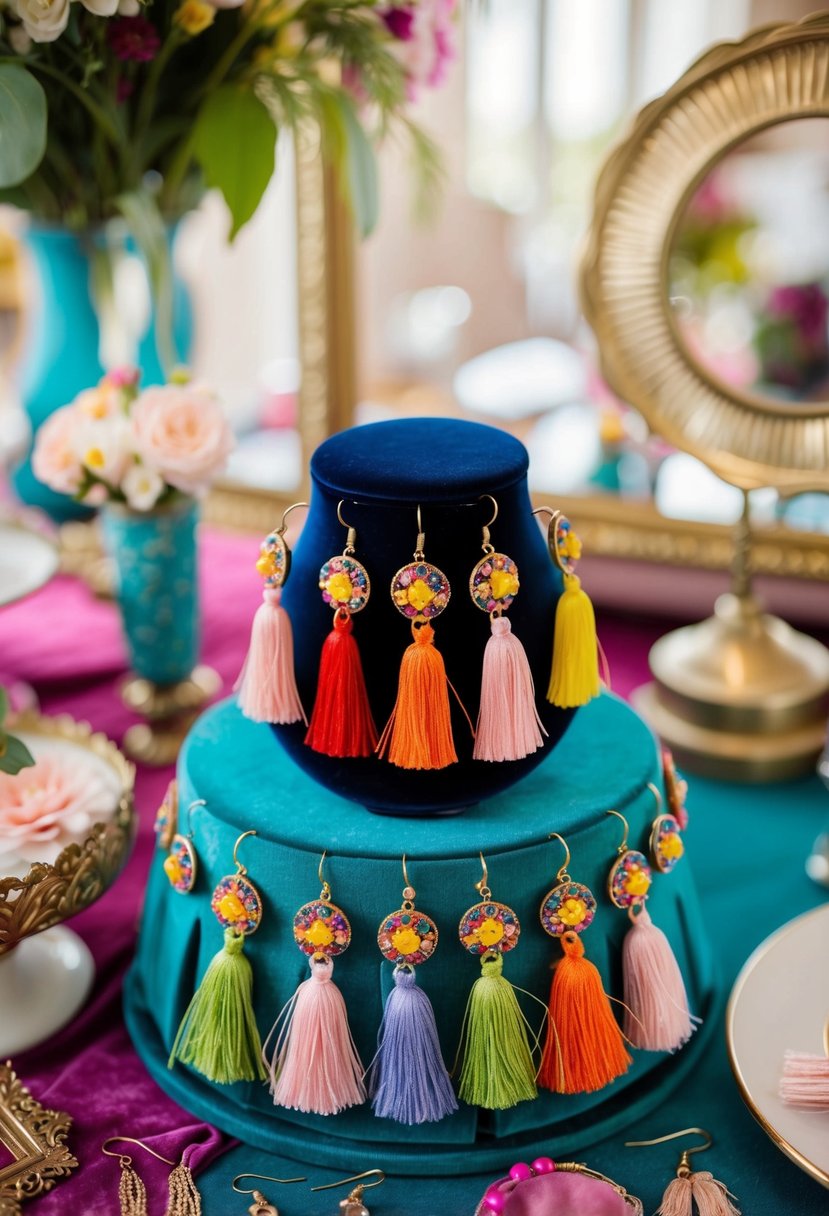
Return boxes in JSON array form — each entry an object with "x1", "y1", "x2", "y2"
[
  {"x1": 165, "y1": 1163, "x2": 202, "y2": 1216},
  {"x1": 547, "y1": 572, "x2": 600, "y2": 708},
  {"x1": 369, "y1": 965, "x2": 458, "y2": 1124},
  {"x1": 623, "y1": 905, "x2": 697, "y2": 1052},
  {"x1": 266, "y1": 954, "x2": 366, "y2": 1116},
  {"x1": 236, "y1": 588, "x2": 306, "y2": 725},
  {"x1": 780, "y1": 1050, "x2": 829, "y2": 1110},
  {"x1": 377, "y1": 622, "x2": 460, "y2": 770},
  {"x1": 539, "y1": 930, "x2": 631, "y2": 1094},
  {"x1": 305, "y1": 610, "x2": 378, "y2": 758},
  {"x1": 657, "y1": 1172, "x2": 740, "y2": 1216},
  {"x1": 474, "y1": 615, "x2": 546, "y2": 762},
  {"x1": 456, "y1": 953, "x2": 537, "y2": 1110},
  {"x1": 118, "y1": 1163, "x2": 148, "y2": 1216},
  {"x1": 168, "y1": 928, "x2": 266, "y2": 1085}
]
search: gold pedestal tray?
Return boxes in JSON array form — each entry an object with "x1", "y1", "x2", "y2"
[
  {"x1": 120, "y1": 665, "x2": 221, "y2": 766},
  {"x1": 0, "y1": 713, "x2": 136, "y2": 1054}
]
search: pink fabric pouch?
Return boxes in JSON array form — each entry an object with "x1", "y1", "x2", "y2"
[{"x1": 477, "y1": 1170, "x2": 640, "y2": 1216}]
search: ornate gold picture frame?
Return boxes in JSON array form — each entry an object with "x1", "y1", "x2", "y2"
[{"x1": 0, "y1": 1062, "x2": 77, "y2": 1216}]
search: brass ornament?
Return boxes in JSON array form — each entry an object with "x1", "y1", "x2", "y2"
[
  {"x1": 0, "y1": 1061, "x2": 78, "y2": 1215},
  {"x1": 0, "y1": 712, "x2": 136, "y2": 957}
]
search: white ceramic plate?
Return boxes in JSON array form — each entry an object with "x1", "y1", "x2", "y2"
[
  {"x1": 0, "y1": 520, "x2": 58, "y2": 608},
  {"x1": 727, "y1": 904, "x2": 829, "y2": 1188}
]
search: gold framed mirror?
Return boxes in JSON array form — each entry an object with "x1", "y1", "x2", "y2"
[
  {"x1": 580, "y1": 10, "x2": 829, "y2": 779},
  {"x1": 581, "y1": 11, "x2": 829, "y2": 494},
  {"x1": 0, "y1": 1062, "x2": 77, "y2": 1215}
]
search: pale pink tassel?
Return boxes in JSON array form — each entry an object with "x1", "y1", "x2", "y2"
[
  {"x1": 780, "y1": 1050, "x2": 829, "y2": 1110},
  {"x1": 235, "y1": 587, "x2": 306, "y2": 725},
  {"x1": 265, "y1": 954, "x2": 365, "y2": 1115},
  {"x1": 623, "y1": 905, "x2": 697, "y2": 1051},
  {"x1": 689, "y1": 1172, "x2": 740, "y2": 1216},
  {"x1": 656, "y1": 1176, "x2": 693, "y2": 1216},
  {"x1": 473, "y1": 615, "x2": 547, "y2": 762}
]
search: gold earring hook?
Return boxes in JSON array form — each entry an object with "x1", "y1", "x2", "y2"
[
  {"x1": 185, "y1": 799, "x2": 206, "y2": 839},
  {"x1": 231, "y1": 1173, "x2": 306, "y2": 1194},
  {"x1": 532, "y1": 505, "x2": 566, "y2": 572},
  {"x1": 276, "y1": 501, "x2": 308, "y2": 536},
  {"x1": 336, "y1": 499, "x2": 358, "y2": 555},
  {"x1": 479, "y1": 494, "x2": 498, "y2": 553},
  {"x1": 311, "y1": 1169, "x2": 386, "y2": 1194},
  {"x1": 318, "y1": 849, "x2": 332, "y2": 901},
  {"x1": 606, "y1": 808, "x2": 630, "y2": 854},
  {"x1": 548, "y1": 832, "x2": 571, "y2": 883},
  {"x1": 402, "y1": 854, "x2": 411, "y2": 891},
  {"x1": 475, "y1": 851, "x2": 492, "y2": 900},
  {"x1": 102, "y1": 1137, "x2": 176, "y2": 1168},
  {"x1": 233, "y1": 829, "x2": 257, "y2": 874},
  {"x1": 647, "y1": 782, "x2": 664, "y2": 813},
  {"x1": 414, "y1": 504, "x2": 425, "y2": 560},
  {"x1": 625, "y1": 1127, "x2": 713, "y2": 1178}
]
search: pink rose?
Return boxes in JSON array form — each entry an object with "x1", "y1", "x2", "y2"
[
  {"x1": 388, "y1": 0, "x2": 457, "y2": 98},
  {"x1": 130, "y1": 384, "x2": 234, "y2": 495},
  {"x1": 0, "y1": 751, "x2": 119, "y2": 869},
  {"x1": 31, "y1": 404, "x2": 83, "y2": 495}
]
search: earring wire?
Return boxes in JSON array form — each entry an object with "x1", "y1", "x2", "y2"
[
  {"x1": 233, "y1": 829, "x2": 257, "y2": 874},
  {"x1": 102, "y1": 1137, "x2": 176, "y2": 1168},
  {"x1": 336, "y1": 500, "x2": 358, "y2": 554},
  {"x1": 475, "y1": 851, "x2": 491, "y2": 899},
  {"x1": 277, "y1": 502, "x2": 308, "y2": 535},
  {"x1": 231, "y1": 1173, "x2": 305, "y2": 1194},
  {"x1": 647, "y1": 782, "x2": 664, "y2": 811},
  {"x1": 318, "y1": 849, "x2": 332, "y2": 901},
  {"x1": 625, "y1": 1127, "x2": 713, "y2": 1178},
  {"x1": 311, "y1": 1169, "x2": 386, "y2": 1193},
  {"x1": 185, "y1": 799, "x2": 206, "y2": 839},
  {"x1": 548, "y1": 831, "x2": 571, "y2": 883},
  {"x1": 606, "y1": 808, "x2": 630, "y2": 853}
]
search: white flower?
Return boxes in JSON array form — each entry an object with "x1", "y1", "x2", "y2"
[
  {"x1": 121, "y1": 464, "x2": 164, "y2": 512},
  {"x1": 8, "y1": 24, "x2": 33, "y2": 52},
  {"x1": 117, "y1": 0, "x2": 139, "y2": 11},
  {"x1": 73, "y1": 416, "x2": 131, "y2": 487},
  {"x1": 16, "y1": 0, "x2": 70, "y2": 43},
  {"x1": 76, "y1": 0, "x2": 118, "y2": 14}
]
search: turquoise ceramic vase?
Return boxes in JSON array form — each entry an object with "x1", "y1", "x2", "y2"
[
  {"x1": 12, "y1": 223, "x2": 193, "y2": 521},
  {"x1": 101, "y1": 497, "x2": 200, "y2": 685}
]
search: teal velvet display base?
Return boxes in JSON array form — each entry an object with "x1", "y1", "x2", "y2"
[{"x1": 124, "y1": 691, "x2": 715, "y2": 1175}]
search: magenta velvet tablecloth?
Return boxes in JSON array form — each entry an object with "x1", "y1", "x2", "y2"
[{"x1": 0, "y1": 533, "x2": 659, "y2": 1214}]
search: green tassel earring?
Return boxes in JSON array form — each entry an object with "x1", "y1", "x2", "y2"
[
  {"x1": 168, "y1": 828, "x2": 267, "y2": 1084},
  {"x1": 454, "y1": 853, "x2": 540, "y2": 1109}
]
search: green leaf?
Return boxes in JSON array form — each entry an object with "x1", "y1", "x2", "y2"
[
  {"x1": 192, "y1": 86, "x2": 276, "y2": 241},
  {"x1": 0, "y1": 65, "x2": 47, "y2": 188},
  {"x1": 0, "y1": 686, "x2": 8, "y2": 724},
  {"x1": 339, "y1": 94, "x2": 379, "y2": 238},
  {"x1": 0, "y1": 733, "x2": 35, "y2": 776}
]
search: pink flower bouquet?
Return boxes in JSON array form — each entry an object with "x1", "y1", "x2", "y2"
[{"x1": 33, "y1": 368, "x2": 234, "y2": 510}]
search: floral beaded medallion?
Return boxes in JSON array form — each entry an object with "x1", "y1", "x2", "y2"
[
  {"x1": 255, "y1": 529, "x2": 290, "y2": 589},
  {"x1": 547, "y1": 513, "x2": 583, "y2": 575},
  {"x1": 390, "y1": 561, "x2": 451, "y2": 620},
  {"x1": 294, "y1": 898, "x2": 352, "y2": 957},
  {"x1": 459, "y1": 900, "x2": 521, "y2": 956},
  {"x1": 163, "y1": 834, "x2": 197, "y2": 894},
  {"x1": 607, "y1": 849, "x2": 652, "y2": 909},
  {"x1": 210, "y1": 873, "x2": 263, "y2": 935},
  {"x1": 649, "y1": 814, "x2": 684, "y2": 874},
  {"x1": 539, "y1": 880, "x2": 596, "y2": 937},
  {"x1": 318, "y1": 554, "x2": 371, "y2": 615},
  {"x1": 469, "y1": 552, "x2": 520, "y2": 615},
  {"x1": 377, "y1": 899, "x2": 439, "y2": 966},
  {"x1": 154, "y1": 779, "x2": 178, "y2": 850}
]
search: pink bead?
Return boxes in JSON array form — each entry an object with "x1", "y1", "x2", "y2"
[
  {"x1": 532, "y1": 1157, "x2": 555, "y2": 1175},
  {"x1": 509, "y1": 1162, "x2": 533, "y2": 1182},
  {"x1": 483, "y1": 1187, "x2": 506, "y2": 1213}
]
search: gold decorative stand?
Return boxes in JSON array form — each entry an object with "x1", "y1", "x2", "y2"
[
  {"x1": 634, "y1": 496, "x2": 829, "y2": 781},
  {"x1": 121, "y1": 665, "x2": 222, "y2": 766}
]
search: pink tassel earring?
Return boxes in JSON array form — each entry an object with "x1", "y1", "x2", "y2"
[
  {"x1": 780, "y1": 1018, "x2": 829, "y2": 1110},
  {"x1": 263, "y1": 851, "x2": 365, "y2": 1116},
  {"x1": 471, "y1": 494, "x2": 546, "y2": 762},
  {"x1": 607, "y1": 800, "x2": 697, "y2": 1053},
  {"x1": 626, "y1": 1127, "x2": 740, "y2": 1216},
  {"x1": 236, "y1": 502, "x2": 307, "y2": 725}
]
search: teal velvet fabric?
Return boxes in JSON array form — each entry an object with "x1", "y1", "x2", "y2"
[
  {"x1": 191, "y1": 769, "x2": 829, "y2": 1214},
  {"x1": 125, "y1": 690, "x2": 715, "y2": 1173}
]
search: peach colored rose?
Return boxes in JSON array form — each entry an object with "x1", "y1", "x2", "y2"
[
  {"x1": 130, "y1": 384, "x2": 234, "y2": 495},
  {"x1": 32, "y1": 404, "x2": 83, "y2": 495},
  {"x1": 74, "y1": 383, "x2": 122, "y2": 420},
  {"x1": 0, "y1": 752, "x2": 117, "y2": 868}
]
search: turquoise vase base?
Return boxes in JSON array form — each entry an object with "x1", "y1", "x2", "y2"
[{"x1": 124, "y1": 691, "x2": 716, "y2": 1173}]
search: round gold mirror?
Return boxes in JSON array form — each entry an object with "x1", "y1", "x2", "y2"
[
  {"x1": 581, "y1": 13, "x2": 829, "y2": 493},
  {"x1": 581, "y1": 13, "x2": 829, "y2": 780}
]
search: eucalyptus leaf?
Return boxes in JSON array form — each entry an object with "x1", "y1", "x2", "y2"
[
  {"x1": 192, "y1": 86, "x2": 276, "y2": 241},
  {"x1": 0, "y1": 65, "x2": 47, "y2": 188},
  {"x1": 0, "y1": 733, "x2": 35, "y2": 776}
]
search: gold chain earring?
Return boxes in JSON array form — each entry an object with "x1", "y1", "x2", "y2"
[
  {"x1": 311, "y1": 1169, "x2": 386, "y2": 1216},
  {"x1": 103, "y1": 1136, "x2": 203, "y2": 1216},
  {"x1": 231, "y1": 1171, "x2": 305, "y2": 1216},
  {"x1": 625, "y1": 1127, "x2": 739, "y2": 1216},
  {"x1": 470, "y1": 494, "x2": 546, "y2": 763}
]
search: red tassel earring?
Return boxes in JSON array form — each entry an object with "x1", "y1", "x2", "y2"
[
  {"x1": 305, "y1": 500, "x2": 377, "y2": 758},
  {"x1": 471, "y1": 494, "x2": 546, "y2": 763},
  {"x1": 377, "y1": 504, "x2": 473, "y2": 770},
  {"x1": 236, "y1": 502, "x2": 307, "y2": 725},
  {"x1": 607, "y1": 803, "x2": 697, "y2": 1053}
]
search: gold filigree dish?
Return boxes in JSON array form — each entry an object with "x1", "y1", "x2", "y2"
[{"x1": 0, "y1": 1061, "x2": 78, "y2": 1215}]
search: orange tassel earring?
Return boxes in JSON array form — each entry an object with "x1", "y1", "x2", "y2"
[
  {"x1": 377, "y1": 505, "x2": 472, "y2": 770},
  {"x1": 537, "y1": 832, "x2": 631, "y2": 1095},
  {"x1": 305, "y1": 500, "x2": 378, "y2": 758}
]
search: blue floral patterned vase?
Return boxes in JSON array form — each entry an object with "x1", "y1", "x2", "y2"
[{"x1": 101, "y1": 497, "x2": 200, "y2": 685}]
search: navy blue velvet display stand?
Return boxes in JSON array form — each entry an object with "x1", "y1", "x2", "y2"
[{"x1": 274, "y1": 418, "x2": 572, "y2": 815}]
